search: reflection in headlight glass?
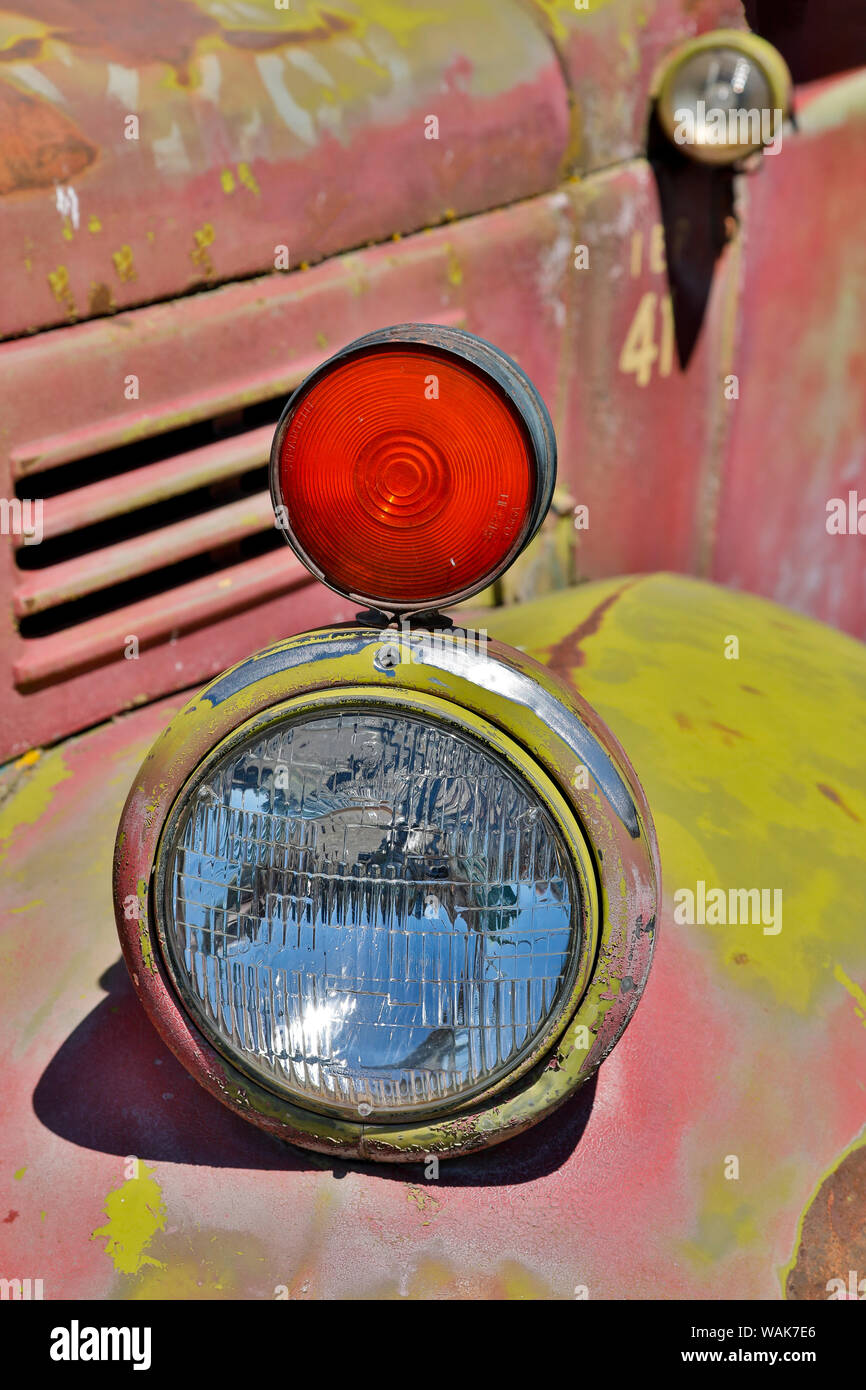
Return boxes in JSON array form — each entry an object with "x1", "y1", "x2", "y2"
[
  {"x1": 161, "y1": 709, "x2": 580, "y2": 1117},
  {"x1": 671, "y1": 49, "x2": 773, "y2": 148}
]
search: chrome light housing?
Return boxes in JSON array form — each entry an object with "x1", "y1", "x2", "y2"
[
  {"x1": 655, "y1": 30, "x2": 792, "y2": 165},
  {"x1": 114, "y1": 625, "x2": 658, "y2": 1161}
]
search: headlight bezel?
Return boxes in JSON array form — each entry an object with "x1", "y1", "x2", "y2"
[{"x1": 114, "y1": 625, "x2": 659, "y2": 1161}]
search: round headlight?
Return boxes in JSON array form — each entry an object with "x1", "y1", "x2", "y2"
[
  {"x1": 115, "y1": 628, "x2": 657, "y2": 1161},
  {"x1": 156, "y1": 701, "x2": 586, "y2": 1120},
  {"x1": 655, "y1": 30, "x2": 792, "y2": 165}
]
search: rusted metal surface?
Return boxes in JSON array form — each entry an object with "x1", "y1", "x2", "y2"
[
  {"x1": 2, "y1": 574, "x2": 865, "y2": 1297},
  {"x1": 555, "y1": 158, "x2": 739, "y2": 581},
  {"x1": 709, "y1": 70, "x2": 866, "y2": 638},
  {"x1": 0, "y1": 0, "x2": 572, "y2": 339},
  {"x1": 785, "y1": 1141, "x2": 866, "y2": 1301}
]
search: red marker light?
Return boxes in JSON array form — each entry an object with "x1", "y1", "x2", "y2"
[{"x1": 270, "y1": 325, "x2": 556, "y2": 612}]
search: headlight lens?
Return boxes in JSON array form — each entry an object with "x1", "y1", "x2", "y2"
[
  {"x1": 158, "y1": 707, "x2": 582, "y2": 1120},
  {"x1": 656, "y1": 34, "x2": 791, "y2": 165}
]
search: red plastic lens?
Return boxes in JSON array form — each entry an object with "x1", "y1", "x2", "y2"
[{"x1": 276, "y1": 346, "x2": 535, "y2": 608}]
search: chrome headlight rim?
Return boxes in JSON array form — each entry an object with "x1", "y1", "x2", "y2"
[
  {"x1": 152, "y1": 686, "x2": 600, "y2": 1125},
  {"x1": 654, "y1": 28, "x2": 793, "y2": 166},
  {"x1": 114, "y1": 625, "x2": 658, "y2": 1161}
]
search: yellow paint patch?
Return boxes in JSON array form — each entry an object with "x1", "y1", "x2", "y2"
[
  {"x1": 488, "y1": 575, "x2": 866, "y2": 1015},
  {"x1": 111, "y1": 245, "x2": 136, "y2": 282},
  {"x1": 446, "y1": 248, "x2": 463, "y2": 287},
  {"x1": 9, "y1": 899, "x2": 43, "y2": 914},
  {"x1": 406, "y1": 1183, "x2": 441, "y2": 1225},
  {"x1": 47, "y1": 265, "x2": 75, "y2": 316},
  {"x1": 0, "y1": 749, "x2": 72, "y2": 865},
  {"x1": 834, "y1": 963, "x2": 866, "y2": 1025},
  {"x1": 91, "y1": 1162, "x2": 166, "y2": 1276},
  {"x1": 238, "y1": 162, "x2": 260, "y2": 196},
  {"x1": 220, "y1": 168, "x2": 235, "y2": 194},
  {"x1": 15, "y1": 749, "x2": 41, "y2": 769},
  {"x1": 191, "y1": 224, "x2": 216, "y2": 276},
  {"x1": 499, "y1": 1260, "x2": 551, "y2": 1299},
  {"x1": 13, "y1": 1167, "x2": 26, "y2": 1180},
  {"x1": 137, "y1": 876, "x2": 156, "y2": 975},
  {"x1": 88, "y1": 214, "x2": 102, "y2": 233},
  {"x1": 679, "y1": 1145, "x2": 796, "y2": 1271},
  {"x1": 342, "y1": 1, "x2": 443, "y2": 48}
]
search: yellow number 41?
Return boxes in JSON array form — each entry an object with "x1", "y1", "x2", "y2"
[{"x1": 618, "y1": 292, "x2": 675, "y2": 388}]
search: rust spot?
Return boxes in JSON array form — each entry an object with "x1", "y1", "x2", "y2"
[
  {"x1": 87, "y1": 280, "x2": 116, "y2": 315},
  {"x1": 547, "y1": 580, "x2": 637, "y2": 676},
  {"x1": 787, "y1": 1145, "x2": 866, "y2": 1299},
  {"x1": 0, "y1": 81, "x2": 97, "y2": 195},
  {"x1": 709, "y1": 721, "x2": 746, "y2": 743},
  {"x1": 740, "y1": 684, "x2": 764, "y2": 695},
  {"x1": 732, "y1": 952, "x2": 749, "y2": 965},
  {"x1": 817, "y1": 783, "x2": 861, "y2": 823},
  {"x1": 674, "y1": 712, "x2": 693, "y2": 730},
  {"x1": 3, "y1": 1210, "x2": 18, "y2": 1223}
]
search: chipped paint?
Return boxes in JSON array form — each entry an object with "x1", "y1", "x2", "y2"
[
  {"x1": 191, "y1": 222, "x2": 215, "y2": 275},
  {"x1": 238, "y1": 160, "x2": 260, "y2": 195},
  {"x1": 91, "y1": 1162, "x2": 166, "y2": 1276},
  {"x1": 137, "y1": 876, "x2": 156, "y2": 975},
  {"x1": 1, "y1": 0, "x2": 574, "y2": 336},
  {"x1": 46, "y1": 263, "x2": 75, "y2": 316},
  {"x1": 111, "y1": 244, "x2": 136, "y2": 282},
  {"x1": 406, "y1": 1184, "x2": 441, "y2": 1224}
]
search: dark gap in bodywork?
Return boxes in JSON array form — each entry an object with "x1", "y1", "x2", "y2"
[
  {"x1": 745, "y1": 0, "x2": 866, "y2": 82},
  {"x1": 16, "y1": 463, "x2": 270, "y2": 571},
  {"x1": 646, "y1": 109, "x2": 735, "y2": 369}
]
